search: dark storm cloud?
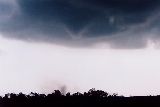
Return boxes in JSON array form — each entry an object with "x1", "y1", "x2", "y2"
[{"x1": 1, "y1": 0, "x2": 160, "y2": 48}]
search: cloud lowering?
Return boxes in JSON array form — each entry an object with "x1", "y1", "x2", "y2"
[{"x1": 0, "y1": 0, "x2": 160, "y2": 48}]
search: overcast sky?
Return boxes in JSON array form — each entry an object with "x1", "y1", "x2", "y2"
[{"x1": 0, "y1": 0, "x2": 160, "y2": 96}]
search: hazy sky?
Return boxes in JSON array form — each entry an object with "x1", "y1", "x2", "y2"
[{"x1": 1, "y1": 0, "x2": 160, "y2": 96}]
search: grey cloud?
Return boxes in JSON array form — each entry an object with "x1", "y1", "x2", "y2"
[{"x1": 1, "y1": 0, "x2": 160, "y2": 48}]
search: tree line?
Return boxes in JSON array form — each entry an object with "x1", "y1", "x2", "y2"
[{"x1": 0, "y1": 88, "x2": 160, "y2": 107}]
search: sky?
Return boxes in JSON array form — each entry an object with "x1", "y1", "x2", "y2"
[{"x1": 1, "y1": 0, "x2": 160, "y2": 96}]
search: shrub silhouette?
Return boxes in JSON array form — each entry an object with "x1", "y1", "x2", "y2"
[{"x1": 0, "y1": 89, "x2": 160, "y2": 107}]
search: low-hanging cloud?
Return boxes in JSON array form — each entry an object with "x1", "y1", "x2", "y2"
[{"x1": 1, "y1": 0, "x2": 160, "y2": 48}]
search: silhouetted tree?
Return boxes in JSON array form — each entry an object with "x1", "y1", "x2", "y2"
[{"x1": 1, "y1": 89, "x2": 160, "y2": 107}]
